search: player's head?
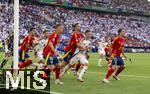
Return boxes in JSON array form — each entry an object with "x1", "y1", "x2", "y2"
[
  {"x1": 73, "y1": 23, "x2": 81, "y2": 32},
  {"x1": 85, "y1": 30, "x2": 92, "y2": 39},
  {"x1": 29, "y1": 28, "x2": 36, "y2": 36},
  {"x1": 43, "y1": 30, "x2": 50, "y2": 38},
  {"x1": 55, "y1": 24, "x2": 64, "y2": 34},
  {"x1": 118, "y1": 28, "x2": 125, "y2": 37},
  {"x1": 104, "y1": 36, "x2": 109, "y2": 43}
]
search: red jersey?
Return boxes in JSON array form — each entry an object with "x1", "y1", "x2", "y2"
[
  {"x1": 111, "y1": 36, "x2": 126, "y2": 57},
  {"x1": 65, "y1": 31, "x2": 84, "y2": 53},
  {"x1": 20, "y1": 35, "x2": 35, "y2": 52},
  {"x1": 43, "y1": 32, "x2": 60, "y2": 57}
]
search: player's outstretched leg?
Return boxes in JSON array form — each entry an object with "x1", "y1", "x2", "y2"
[
  {"x1": 54, "y1": 64, "x2": 64, "y2": 85},
  {"x1": 113, "y1": 65, "x2": 125, "y2": 80},
  {"x1": 60, "y1": 64, "x2": 70, "y2": 78},
  {"x1": 53, "y1": 56, "x2": 64, "y2": 85},
  {"x1": 18, "y1": 59, "x2": 32, "y2": 69},
  {"x1": 60, "y1": 54, "x2": 78, "y2": 78},
  {"x1": 0, "y1": 52, "x2": 10, "y2": 69},
  {"x1": 103, "y1": 65, "x2": 116, "y2": 83},
  {"x1": 98, "y1": 54, "x2": 103, "y2": 67},
  {"x1": 74, "y1": 62, "x2": 81, "y2": 75},
  {"x1": 0, "y1": 59, "x2": 8, "y2": 69},
  {"x1": 77, "y1": 64, "x2": 88, "y2": 82}
]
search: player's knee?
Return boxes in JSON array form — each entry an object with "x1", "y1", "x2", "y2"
[
  {"x1": 54, "y1": 64, "x2": 60, "y2": 68},
  {"x1": 111, "y1": 65, "x2": 117, "y2": 70},
  {"x1": 121, "y1": 65, "x2": 125, "y2": 69},
  {"x1": 99, "y1": 55, "x2": 103, "y2": 58},
  {"x1": 60, "y1": 63, "x2": 65, "y2": 68},
  {"x1": 83, "y1": 64, "x2": 88, "y2": 70},
  {"x1": 47, "y1": 65, "x2": 54, "y2": 70},
  {"x1": 68, "y1": 64, "x2": 73, "y2": 68}
]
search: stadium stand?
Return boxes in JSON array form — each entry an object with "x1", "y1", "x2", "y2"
[{"x1": 0, "y1": 0, "x2": 150, "y2": 49}]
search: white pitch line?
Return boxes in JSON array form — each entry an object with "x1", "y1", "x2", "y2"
[
  {"x1": 0, "y1": 84, "x2": 63, "y2": 94},
  {"x1": 50, "y1": 91, "x2": 63, "y2": 94},
  {"x1": 88, "y1": 71, "x2": 150, "y2": 79}
]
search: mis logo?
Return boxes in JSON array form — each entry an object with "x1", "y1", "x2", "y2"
[{"x1": 5, "y1": 70, "x2": 50, "y2": 92}]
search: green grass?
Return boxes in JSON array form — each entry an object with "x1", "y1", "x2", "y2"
[
  {"x1": 51, "y1": 53, "x2": 150, "y2": 94},
  {"x1": 0, "y1": 53, "x2": 150, "y2": 94}
]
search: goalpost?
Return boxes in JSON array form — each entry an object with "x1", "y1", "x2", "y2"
[{"x1": 13, "y1": 0, "x2": 19, "y2": 76}]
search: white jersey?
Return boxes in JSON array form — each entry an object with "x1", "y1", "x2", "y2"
[
  {"x1": 98, "y1": 42, "x2": 108, "y2": 55},
  {"x1": 37, "y1": 39, "x2": 48, "y2": 51},
  {"x1": 75, "y1": 39, "x2": 91, "y2": 55},
  {"x1": 36, "y1": 39, "x2": 48, "y2": 59},
  {"x1": 98, "y1": 42, "x2": 108, "y2": 51},
  {"x1": 70, "y1": 39, "x2": 91, "y2": 65}
]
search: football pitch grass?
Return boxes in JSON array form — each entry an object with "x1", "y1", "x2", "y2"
[{"x1": 0, "y1": 52, "x2": 150, "y2": 94}]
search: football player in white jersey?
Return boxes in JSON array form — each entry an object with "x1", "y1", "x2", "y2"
[
  {"x1": 35, "y1": 30, "x2": 49, "y2": 69},
  {"x1": 97, "y1": 37, "x2": 109, "y2": 67},
  {"x1": 60, "y1": 30, "x2": 92, "y2": 81},
  {"x1": 70, "y1": 30, "x2": 92, "y2": 82},
  {"x1": 77, "y1": 30, "x2": 92, "y2": 82}
]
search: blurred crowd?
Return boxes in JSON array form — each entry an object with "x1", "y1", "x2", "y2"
[
  {"x1": 0, "y1": 3, "x2": 13, "y2": 40},
  {"x1": 0, "y1": 2, "x2": 150, "y2": 47},
  {"x1": 54, "y1": 0, "x2": 150, "y2": 14}
]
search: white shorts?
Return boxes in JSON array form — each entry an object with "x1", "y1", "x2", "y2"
[
  {"x1": 98, "y1": 49, "x2": 105, "y2": 56},
  {"x1": 37, "y1": 50, "x2": 43, "y2": 60},
  {"x1": 70, "y1": 53, "x2": 88, "y2": 65}
]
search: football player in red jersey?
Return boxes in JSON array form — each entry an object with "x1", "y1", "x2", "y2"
[
  {"x1": 103, "y1": 28, "x2": 127, "y2": 83},
  {"x1": 42, "y1": 24, "x2": 64, "y2": 84},
  {"x1": 18, "y1": 28, "x2": 36, "y2": 69},
  {"x1": 60, "y1": 23, "x2": 84, "y2": 78}
]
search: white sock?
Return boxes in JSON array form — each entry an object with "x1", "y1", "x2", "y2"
[
  {"x1": 98, "y1": 59, "x2": 102, "y2": 66},
  {"x1": 61, "y1": 65, "x2": 69, "y2": 77},
  {"x1": 78, "y1": 66, "x2": 88, "y2": 79}
]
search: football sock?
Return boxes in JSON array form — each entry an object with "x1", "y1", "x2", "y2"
[
  {"x1": 60, "y1": 64, "x2": 69, "y2": 77},
  {"x1": 105, "y1": 67, "x2": 115, "y2": 80},
  {"x1": 54, "y1": 67, "x2": 61, "y2": 79},
  {"x1": 115, "y1": 66, "x2": 125, "y2": 76},
  {"x1": 98, "y1": 59, "x2": 102, "y2": 66},
  {"x1": 78, "y1": 65, "x2": 88, "y2": 79}
]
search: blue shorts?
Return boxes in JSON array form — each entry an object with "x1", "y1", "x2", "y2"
[
  {"x1": 63, "y1": 51, "x2": 73, "y2": 63},
  {"x1": 19, "y1": 50, "x2": 30, "y2": 62},
  {"x1": 43, "y1": 55, "x2": 59, "y2": 65},
  {"x1": 111, "y1": 57, "x2": 124, "y2": 65}
]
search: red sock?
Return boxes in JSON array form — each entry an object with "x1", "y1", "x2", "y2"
[
  {"x1": 54, "y1": 67, "x2": 60, "y2": 79},
  {"x1": 105, "y1": 67, "x2": 115, "y2": 80},
  {"x1": 75, "y1": 63, "x2": 81, "y2": 72},
  {"x1": 43, "y1": 72, "x2": 48, "y2": 78},
  {"x1": 115, "y1": 67, "x2": 125, "y2": 76},
  {"x1": 18, "y1": 60, "x2": 32, "y2": 68}
]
